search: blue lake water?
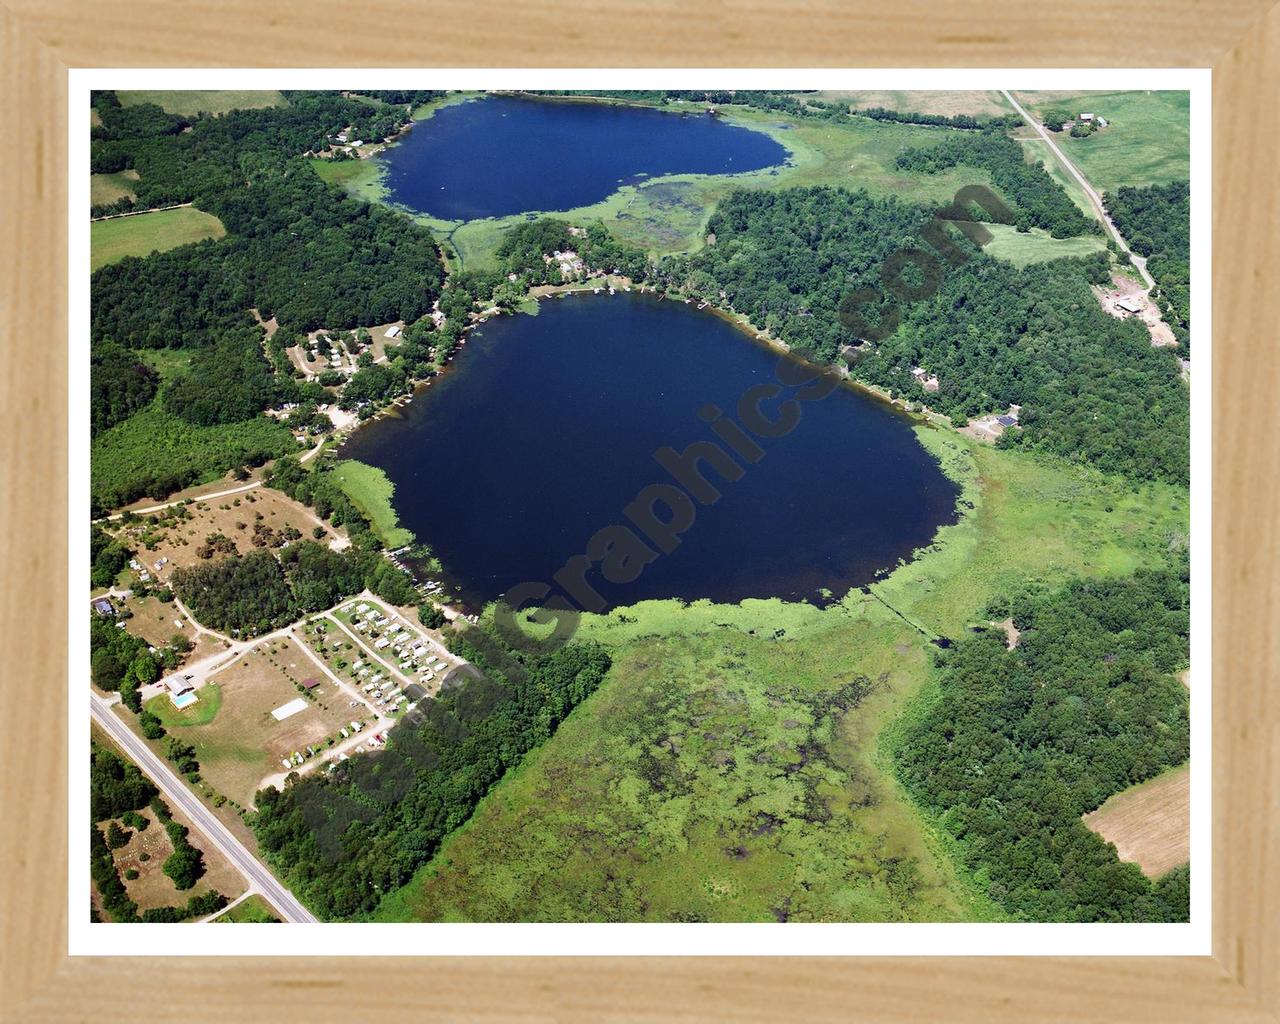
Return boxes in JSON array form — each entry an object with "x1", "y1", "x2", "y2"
[
  {"x1": 376, "y1": 95, "x2": 790, "y2": 221},
  {"x1": 340, "y1": 294, "x2": 960, "y2": 612}
]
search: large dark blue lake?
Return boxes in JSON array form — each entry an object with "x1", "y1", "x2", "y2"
[
  {"x1": 340, "y1": 294, "x2": 960, "y2": 612},
  {"x1": 377, "y1": 95, "x2": 790, "y2": 221}
]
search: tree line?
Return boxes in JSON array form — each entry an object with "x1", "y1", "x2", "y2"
[
  {"x1": 895, "y1": 129, "x2": 1101, "y2": 238},
  {"x1": 251, "y1": 630, "x2": 612, "y2": 918},
  {"x1": 893, "y1": 565, "x2": 1191, "y2": 922},
  {"x1": 534, "y1": 90, "x2": 1021, "y2": 130}
]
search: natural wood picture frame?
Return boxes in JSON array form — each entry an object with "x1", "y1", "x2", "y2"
[{"x1": 2, "y1": 2, "x2": 1276, "y2": 1019}]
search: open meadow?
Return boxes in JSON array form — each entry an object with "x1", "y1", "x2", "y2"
[
  {"x1": 979, "y1": 223, "x2": 1107, "y2": 267},
  {"x1": 330, "y1": 460, "x2": 414, "y2": 548},
  {"x1": 91, "y1": 206, "x2": 225, "y2": 271},
  {"x1": 211, "y1": 893, "x2": 281, "y2": 923},
  {"x1": 1012, "y1": 90, "x2": 1190, "y2": 193},
  {"x1": 116, "y1": 90, "x2": 285, "y2": 116},
  {"x1": 90, "y1": 169, "x2": 139, "y2": 207},
  {"x1": 373, "y1": 435, "x2": 1189, "y2": 922}
]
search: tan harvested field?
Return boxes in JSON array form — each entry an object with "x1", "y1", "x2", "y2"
[
  {"x1": 798, "y1": 90, "x2": 1011, "y2": 118},
  {"x1": 97, "y1": 801, "x2": 246, "y2": 914},
  {"x1": 170, "y1": 638, "x2": 355, "y2": 806},
  {"x1": 110, "y1": 486, "x2": 344, "y2": 585},
  {"x1": 1083, "y1": 763, "x2": 1190, "y2": 878}
]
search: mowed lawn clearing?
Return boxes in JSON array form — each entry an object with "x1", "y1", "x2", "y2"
[
  {"x1": 1012, "y1": 90, "x2": 1190, "y2": 193},
  {"x1": 331, "y1": 460, "x2": 415, "y2": 548},
  {"x1": 90, "y1": 169, "x2": 140, "y2": 207},
  {"x1": 91, "y1": 206, "x2": 226, "y2": 271},
  {"x1": 167, "y1": 639, "x2": 353, "y2": 807},
  {"x1": 1083, "y1": 762, "x2": 1190, "y2": 878},
  {"x1": 116, "y1": 89, "x2": 285, "y2": 116},
  {"x1": 979, "y1": 223, "x2": 1107, "y2": 268}
]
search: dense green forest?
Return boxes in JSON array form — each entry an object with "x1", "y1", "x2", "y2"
[
  {"x1": 894, "y1": 566, "x2": 1190, "y2": 921},
  {"x1": 660, "y1": 187, "x2": 1188, "y2": 484},
  {"x1": 170, "y1": 538, "x2": 418, "y2": 637},
  {"x1": 251, "y1": 633, "x2": 611, "y2": 918},
  {"x1": 90, "y1": 342, "x2": 157, "y2": 437},
  {"x1": 89, "y1": 90, "x2": 447, "y2": 510},
  {"x1": 90, "y1": 523, "x2": 131, "y2": 588},
  {"x1": 1105, "y1": 181, "x2": 1190, "y2": 340}
]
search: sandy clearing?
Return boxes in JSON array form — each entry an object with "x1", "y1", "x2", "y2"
[{"x1": 1083, "y1": 763, "x2": 1189, "y2": 878}]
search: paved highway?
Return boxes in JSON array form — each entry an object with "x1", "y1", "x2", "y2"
[{"x1": 90, "y1": 694, "x2": 318, "y2": 923}]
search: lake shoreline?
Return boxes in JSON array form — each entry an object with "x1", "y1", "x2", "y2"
[{"x1": 339, "y1": 288, "x2": 964, "y2": 616}]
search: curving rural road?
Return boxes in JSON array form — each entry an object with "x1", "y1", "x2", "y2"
[
  {"x1": 100, "y1": 437, "x2": 327, "y2": 522},
  {"x1": 1001, "y1": 89, "x2": 1155, "y2": 289},
  {"x1": 90, "y1": 694, "x2": 318, "y2": 923}
]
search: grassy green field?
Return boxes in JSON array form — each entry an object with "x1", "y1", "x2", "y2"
[
  {"x1": 145, "y1": 684, "x2": 222, "y2": 728},
  {"x1": 90, "y1": 169, "x2": 139, "y2": 207},
  {"x1": 136, "y1": 347, "x2": 196, "y2": 382},
  {"x1": 1012, "y1": 90, "x2": 1190, "y2": 193},
  {"x1": 800, "y1": 90, "x2": 1012, "y2": 118},
  {"x1": 979, "y1": 223, "x2": 1107, "y2": 267},
  {"x1": 212, "y1": 893, "x2": 281, "y2": 923},
  {"x1": 316, "y1": 102, "x2": 1001, "y2": 271},
  {"x1": 331, "y1": 460, "x2": 415, "y2": 548},
  {"x1": 116, "y1": 90, "x2": 285, "y2": 116},
  {"x1": 373, "y1": 432, "x2": 1188, "y2": 922},
  {"x1": 91, "y1": 206, "x2": 226, "y2": 271},
  {"x1": 91, "y1": 403, "x2": 296, "y2": 509}
]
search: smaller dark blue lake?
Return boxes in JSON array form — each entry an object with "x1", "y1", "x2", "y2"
[
  {"x1": 340, "y1": 294, "x2": 960, "y2": 613},
  {"x1": 377, "y1": 95, "x2": 790, "y2": 221}
]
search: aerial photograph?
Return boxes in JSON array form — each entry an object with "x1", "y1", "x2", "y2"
[{"x1": 86, "y1": 86, "x2": 1192, "y2": 926}]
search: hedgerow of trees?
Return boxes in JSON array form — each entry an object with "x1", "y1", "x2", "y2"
[{"x1": 894, "y1": 566, "x2": 1191, "y2": 922}]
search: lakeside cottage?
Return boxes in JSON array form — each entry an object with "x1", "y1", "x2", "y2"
[{"x1": 911, "y1": 366, "x2": 941, "y2": 393}]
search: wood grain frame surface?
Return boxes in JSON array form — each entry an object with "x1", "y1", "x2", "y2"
[{"x1": 2, "y1": 3, "x2": 1276, "y2": 1020}]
